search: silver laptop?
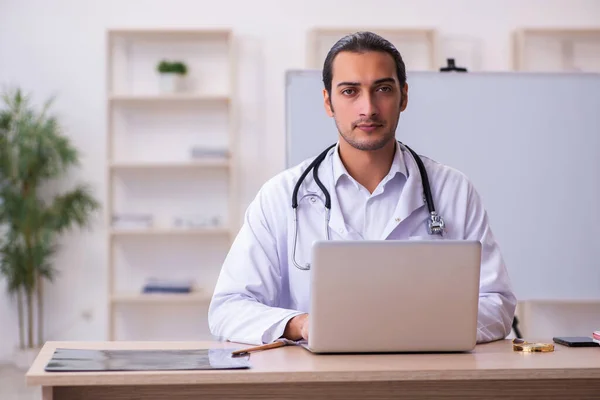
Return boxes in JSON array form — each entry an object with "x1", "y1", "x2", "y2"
[{"x1": 302, "y1": 240, "x2": 481, "y2": 354}]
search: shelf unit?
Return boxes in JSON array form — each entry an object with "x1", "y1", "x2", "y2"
[
  {"x1": 516, "y1": 299, "x2": 600, "y2": 339},
  {"x1": 306, "y1": 27, "x2": 439, "y2": 71},
  {"x1": 513, "y1": 28, "x2": 600, "y2": 72},
  {"x1": 105, "y1": 28, "x2": 238, "y2": 340}
]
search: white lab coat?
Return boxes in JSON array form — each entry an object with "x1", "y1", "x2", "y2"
[{"x1": 208, "y1": 143, "x2": 517, "y2": 345}]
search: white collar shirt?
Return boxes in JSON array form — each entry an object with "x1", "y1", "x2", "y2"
[{"x1": 332, "y1": 141, "x2": 407, "y2": 240}]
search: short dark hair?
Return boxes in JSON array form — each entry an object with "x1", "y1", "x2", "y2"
[{"x1": 322, "y1": 31, "x2": 407, "y2": 96}]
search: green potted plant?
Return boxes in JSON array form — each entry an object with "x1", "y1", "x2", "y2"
[
  {"x1": 0, "y1": 88, "x2": 100, "y2": 369},
  {"x1": 156, "y1": 59, "x2": 188, "y2": 93}
]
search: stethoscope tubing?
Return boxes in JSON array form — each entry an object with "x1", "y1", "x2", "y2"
[{"x1": 290, "y1": 141, "x2": 442, "y2": 270}]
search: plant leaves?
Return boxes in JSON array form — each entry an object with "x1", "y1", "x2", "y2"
[{"x1": 0, "y1": 87, "x2": 100, "y2": 296}]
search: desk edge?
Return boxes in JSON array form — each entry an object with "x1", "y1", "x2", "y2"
[{"x1": 26, "y1": 367, "x2": 600, "y2": 387}]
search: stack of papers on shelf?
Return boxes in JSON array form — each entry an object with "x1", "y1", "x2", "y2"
[
  {"x1": 172, "y1": 214, "x2": 222, "y2": 228},
  {"x1": 112, "y1": 213, "x2": 153, "y2": 229},
  {"x1": 142, "y1": 278, "x2": 195, "y2": 294},
  {"x1": 190, "y1": 146, "x2": 229, "y2": 159}
]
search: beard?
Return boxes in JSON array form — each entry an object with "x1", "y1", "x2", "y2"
[{"x1": 334, "y1": 115, "x2": 398, "y2": 151}]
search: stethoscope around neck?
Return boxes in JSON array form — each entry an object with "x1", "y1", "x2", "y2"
[{"x1": 291, "y1": 141, "x2": 445, "y2": 271}]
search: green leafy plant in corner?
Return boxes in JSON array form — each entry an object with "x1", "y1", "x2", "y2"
[
  {"x1": 156, "y1": 60, "x2": 188, "y2": 75},
  {"x1": 0, "y1": 88, "x2": 100, "y2": 350}
]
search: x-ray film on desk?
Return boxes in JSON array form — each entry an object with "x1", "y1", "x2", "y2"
[{"x1": 44, "y1": 348, "x2": 251, "y2": 372}]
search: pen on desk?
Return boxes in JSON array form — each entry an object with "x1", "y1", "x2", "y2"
[{"x1": 231, "y1": 341, "x2": 286, "y2": 355}]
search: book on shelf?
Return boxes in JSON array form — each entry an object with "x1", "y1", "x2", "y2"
[{"x1": 141, "y1": 278, "x2": 196, "y2": 294}]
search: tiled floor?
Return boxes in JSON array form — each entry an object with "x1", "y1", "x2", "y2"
[{"x1": 0, "y1": 365, "x2": 40, "y2": 400}]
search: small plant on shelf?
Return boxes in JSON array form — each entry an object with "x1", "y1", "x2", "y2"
[
  {"x1": 157, "y1": 60, "x2": 188, "y2": 75},
  {"x1": 156, "y1": 60, "x2": 188, "y2": 93}
]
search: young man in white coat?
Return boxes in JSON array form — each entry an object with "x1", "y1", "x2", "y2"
[{"x1": 208, "y1": 31, "x2": 517, "y2": 345}]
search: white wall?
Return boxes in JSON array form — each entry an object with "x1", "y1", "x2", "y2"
[{"x1": 1, "y1": 0, "x2": 599, "y2": 363}]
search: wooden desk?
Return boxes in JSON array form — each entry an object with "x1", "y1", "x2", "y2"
[{"x1": 26, "y1": 339, "x2": 600, "y2": 400}]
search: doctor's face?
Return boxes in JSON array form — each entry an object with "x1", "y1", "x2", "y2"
[{"x1": 324, "y1": 51, "x2": 408, "y2": 151}]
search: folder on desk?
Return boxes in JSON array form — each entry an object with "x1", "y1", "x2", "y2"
[{"x1": 44, "y1": 348, "x2": 250, "y2": 372}]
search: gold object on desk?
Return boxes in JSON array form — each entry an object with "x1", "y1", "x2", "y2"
[{"x1": 512, "y1": 338, "x2": 554, "y2": 353}]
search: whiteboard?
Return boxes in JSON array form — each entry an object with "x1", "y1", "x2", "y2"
[{"x1": 285, "y1": 69, "x2": 600, "y2": 301}]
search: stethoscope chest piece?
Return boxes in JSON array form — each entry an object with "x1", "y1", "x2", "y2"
[{"x1": 428, "y1": 211, "x2": 445, "y2": 236}]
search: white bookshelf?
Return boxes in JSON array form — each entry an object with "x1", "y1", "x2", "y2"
[
  {"x1": 307, "y1": 28, "x2": 439, "y2": 71},
  {"x1": 516, "y1": 299, "x2": 600, "y2": 339},
  {"x1": 105, "y1": 27, "x2": 238, "y2": 340},
  {"x1": 514, "y1": 28, "x2": 600, "y2": 72}
]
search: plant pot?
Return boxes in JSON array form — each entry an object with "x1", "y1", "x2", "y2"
[
  {"x1": 159, "y1": 73, "x2": 183, "y2": 94},
  {"x1": 13, "y1": 346, "x2": 41, "y2": 370}
]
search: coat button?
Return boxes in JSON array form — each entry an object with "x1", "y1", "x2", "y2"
[{"x1": 310, "y1": 196, "x2": 316, "y2": 203}]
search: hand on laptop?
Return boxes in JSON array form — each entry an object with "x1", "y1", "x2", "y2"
[{"x1": 283, "y1": 313, "x2": 309, "y2": 341}]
